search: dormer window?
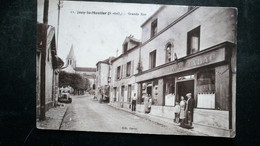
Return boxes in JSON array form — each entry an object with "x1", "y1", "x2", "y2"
[
  {"x1": 151, "y1": 19, "x2": 157, "y2": 38},
  {"x1": 123, "y1": 43, "x2": 128, "y2": 53}
]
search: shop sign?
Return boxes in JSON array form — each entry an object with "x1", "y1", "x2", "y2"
[
  {"x1": 171, "y1": 53, "x2": 217, "y2": 72},
  {"x1": 136, "y1": 47, "x2": 226, "y2": 82}
]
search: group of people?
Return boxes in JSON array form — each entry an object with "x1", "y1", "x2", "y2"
[
  {"x1": 174, "y1": 93, "x2": 194, "y2": 129},
  {"x1": 131, "y1": 92, "x2": 194, "y2": 129},
  {"x1": 131, "y1": 93, "x2": 152, "y2": 113},
  {"x1": 144, "y1": 94, "x2": 152, "y2": 113}
]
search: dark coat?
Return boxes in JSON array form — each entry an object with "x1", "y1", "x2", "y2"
[
  {"x1": 186, "y1": 97, "x2": 194, "y2": 123},
  {"x1": 187, "y1": 98, "x2": 194, "y2": 112}
]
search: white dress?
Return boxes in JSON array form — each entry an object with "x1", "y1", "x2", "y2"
[{"x1": 179, "y1": 100, "x2": 186, "y2": 119}]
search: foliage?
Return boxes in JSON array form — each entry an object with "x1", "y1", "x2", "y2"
[{"x1": 59, "y1": 71, "x2": 90, "y2": 91}]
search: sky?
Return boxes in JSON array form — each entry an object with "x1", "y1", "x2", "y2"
[{"x1": 38, "y1": 0, "x2": 160, "y2": 68}]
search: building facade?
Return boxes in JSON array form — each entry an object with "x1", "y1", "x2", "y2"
[
  {"x1": 36, "y1": 23, "x2": 64, "y2": 120},
  {"x1": 134, "y1": 6, "x2": 236, "y2": 137},
  {"x1": 110, "y1": 35, "x2": 141, "y2": 108},
  {"x1": 95, "y1": 57, "x2": 115, "y2": 100}
]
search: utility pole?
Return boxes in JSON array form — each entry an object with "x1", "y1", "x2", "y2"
[
  {"x1": 57, "y1": 0, "x2": 63, "y2": 51},
  {"x1": 40, "y1": 0, "x2": 49, "y2": 120}
]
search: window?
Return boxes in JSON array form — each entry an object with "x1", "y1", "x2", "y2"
[
  {"x1": 187, "y1": 26, "x2": 200, "y2": 55},
  {"x1": 126, "y1": 61, "x2": 131, "y2": 77},
  {"x1": 123, "y1": 43, "x2": 128, "y2": 53},
  {"x1": 151, "y1": 19, "x2": 157, "y2": 38},
  {"x1": 68, "y1": 59, "x2": 72, "y2": 65},
  {"x1": 149, "y1": 50, "x2": 156, "y2": 69},
  {"x1": 197, "y1": 69, "x2": 215, "y2": 109},
  {"x1": 165, "y1": 44, "x2": 171, "y2": 63},
  {"x1": 117, "y1": 66, "x2": 121, "y2": 80}
]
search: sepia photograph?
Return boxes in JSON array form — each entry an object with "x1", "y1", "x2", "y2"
[{"x1": 36, "y1": 0, "x2": 237, "y2": 138}]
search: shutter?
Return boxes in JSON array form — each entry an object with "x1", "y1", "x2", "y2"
[
  {"x1": 131, "y1": 60, "x2": 134, "y2": 75},
  {"x1": 115, "y1": 68, "x2": 117, "y2": 80},
  {"x1": 124, "y1": 64, "x2": 127, "y2": 77},
  {"x1": 121, "y1": 65, "x2": 123, "y2": 78}
]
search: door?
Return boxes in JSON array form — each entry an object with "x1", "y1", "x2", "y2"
[
  {"x1": 128, "y1": 85, "x2": 132, "y2": 103},
  {"x1": 121, "y1": 86, "x2": 125, "y2": 102},
  {"x1": 177, "y1": 80, "x2": 194, "y2": 102}
]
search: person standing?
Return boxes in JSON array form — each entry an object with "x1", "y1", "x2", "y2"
[
  {"x1": 144, "y1": 93, "x2": 150, "y2": 113},
  {"x1": 179, "y1": 96, "x2": 186, "y2": 126},
  {"x1": 174, "y1": 102, "x2": 181, "y2": 123},
  {"x1": 185, "y1": 93, "x2": 194, "y2": 128},
  {"x1": 147, "y1": 94, "x2": 152, "y2": 113},
  {"x1": 131, "y1": 93, "x2": 137, "y2": 111}
]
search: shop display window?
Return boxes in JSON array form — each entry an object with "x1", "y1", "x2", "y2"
[{"x1": 196, "y1": 69, "x2": 216, "y2": 109}]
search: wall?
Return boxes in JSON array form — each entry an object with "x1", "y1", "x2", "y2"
[
  {"x1": 141, "y1": 6, "x2": 188, "y2": 43},
  {"x1": 36, "y1": 53, "x2": 41, "y2": 118},
  {"x1": 45, "y1": 45, "x2": 54, "y2": 106},
  {"x1": 111, "y1": 47, "x2": 139, "y2": 103},
  {"x1": 100, "y1": 63, "x2": 109, "y2": 86},
  {"x1": 62, "y1": 65, "x2": 75, "y2": 73},
  {"x1": 140, "y1": 7, "x2": 236, "y2": 72}
]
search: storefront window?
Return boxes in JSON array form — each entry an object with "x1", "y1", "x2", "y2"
[
  {"x1": 196, "y1": 69, "x2": 215, "y2": 109},
  {"x1": 164, "y1": 76, "x2": 176, "y2": 106}
]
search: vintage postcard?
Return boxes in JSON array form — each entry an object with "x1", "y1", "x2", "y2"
[{"x1": 36, "y1": 0, "x2": 237, "y2": 138}]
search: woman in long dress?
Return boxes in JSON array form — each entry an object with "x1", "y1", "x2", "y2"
[
  {"x1": 179, "y1": 96, "x2": 186, "y2": 125},
  {"x1": 144, "y1": 94, "x2": 150, "y2": 113}
]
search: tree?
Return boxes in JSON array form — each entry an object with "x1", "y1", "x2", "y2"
[{"x1": 59, "y1": 71, "x2": 91, "y2": 95}]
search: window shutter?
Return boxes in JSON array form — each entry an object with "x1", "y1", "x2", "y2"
[
  {"x1": 131, "y1": 60, "x2": 134, "y2": 75},
  {"x1": 124, "y1": 64, "x2": 127, "y2": 77},
  {"x1": 115, "y1": 68, "x2": 117, "y2": 80},
  {"x1": 121, "y1": 65, "x2": 123, "y2": 78}
]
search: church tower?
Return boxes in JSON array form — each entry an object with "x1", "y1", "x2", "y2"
[{"x1": 66, "y1": 45, "x2": 76, "y2": 69}]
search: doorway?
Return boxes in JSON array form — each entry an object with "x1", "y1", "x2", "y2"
[
  {"x1": 113, "y1": 87, "x2": 117, "y2": 101},
  {"x1": 176, "y1": 80, "x2": 194, "y2": 102},
  {"x1": 147, "y1": 86, "x2": 152, "y2": 97},
  {"x1": 121, "y1": 86, "x2": 125, "y2": 102},
  {"x1": 128, "y1": 85, "x2": 132, "y2": 103}
]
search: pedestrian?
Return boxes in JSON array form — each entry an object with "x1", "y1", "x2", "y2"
[
  {"x1": 179, "y1": 96, "x2": 186, "y2": 126},
  {"x1": 147, "y1": 94, "x2": 152, "y2": 113},
  {"x1": 144, "y1": 93, "x2": 149, "y2": 113},
  {"x1": 131, "y1": 93, "x2": 137, "y2": 111},
  {"x1": 174, "y1": 102, "x2": 180, "y2": 123},
  {"x1": 185, "y1": 93, "x2": 194, "y2": 128}
]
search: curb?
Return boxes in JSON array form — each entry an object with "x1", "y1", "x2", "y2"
[{"x1": 59, "y1": 105, "x2": 69, "y2": 130}]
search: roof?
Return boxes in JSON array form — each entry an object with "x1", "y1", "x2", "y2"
[
  {"x1": 123, "y1": 35, "x2": 141, "y2": 45},
  {"x1": 96, "y1": 57, "x2": 115, "y2": 66},
  {"x1": 111, "y1": 44, "x2": 139, "y2": 63},
  {"x1": 83, "y1": 74, "x2": 96, "y2": 79},
  {"x1": 67, "y1": 45, "x2": 76, "y2": 59},
  {"x1": 75, "y1": 67, "x2": 96, "y2": 72},
  {"x1": 141, "y1": 6, "x2": 166, "y2": 27}
]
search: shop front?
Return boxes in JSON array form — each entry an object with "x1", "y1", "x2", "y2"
[{"x1": 135, "y1": 42, "x2": 235, "y2": 136}]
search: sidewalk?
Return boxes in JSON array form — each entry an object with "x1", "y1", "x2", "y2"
[
  {"x1": 108, "y1": 103, "x2": 208, "y2": 136},
  {"x1": 36, "y1": 104, "x2": 68, "y2": 130}
]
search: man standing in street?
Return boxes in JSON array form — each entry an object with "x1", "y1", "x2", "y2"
[
  {"x1": 131, "y1": 93, "x2": 137, "y2": 111},
  {"x1": 186, "y1": 93, "x2": 194, "y2": 128}
]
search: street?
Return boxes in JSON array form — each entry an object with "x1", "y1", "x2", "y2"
[{"x1": 59, "y1": 94, "x2": 201, "y2": 135}]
